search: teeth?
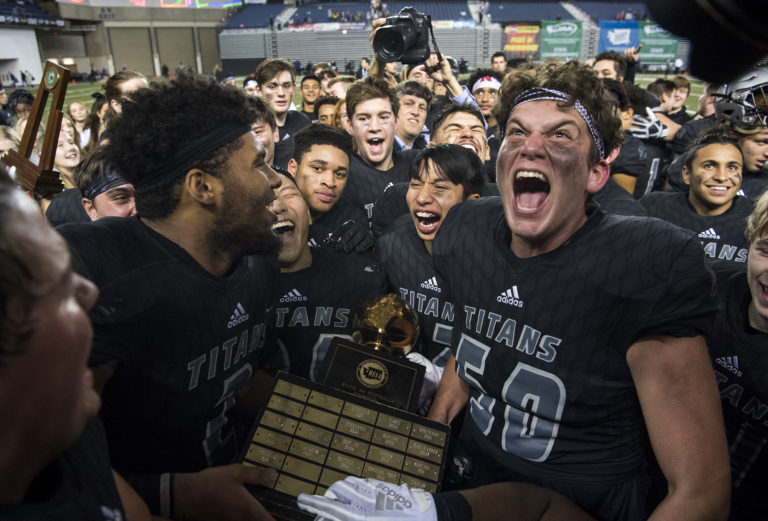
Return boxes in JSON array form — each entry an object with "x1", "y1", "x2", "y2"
[
  {"x1": 516, "y1": 171, "x2": 546, "y2": 182},
  {"x1": 271, "y1": 221, "x2": 295, "y2": 234},
  {"x1": 416, "y1": 211, "x2": 437, "y2": 218},
  {"x1": 708, "y1": 186, "x2": 727, "y2": 191}
]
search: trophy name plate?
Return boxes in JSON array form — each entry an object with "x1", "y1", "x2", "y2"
[{"x1": 241, "y1": 372, "x2": 450, "y2": 521}]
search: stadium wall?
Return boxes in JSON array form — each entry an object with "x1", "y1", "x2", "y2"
[{"x1": 0, "y1": 28, "x2": 44, "y2": 86}]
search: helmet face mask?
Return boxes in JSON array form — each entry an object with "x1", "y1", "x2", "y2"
[{"x1": 716, "y1": 67, "x2": 768, "y2": 130}]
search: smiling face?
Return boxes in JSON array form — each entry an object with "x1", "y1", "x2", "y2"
[
  {"x1": 740, "y1": 128, "x2": 768, "y2": 173},
  {"x1": 268, "y1": 174, "x2": 312, "y2": 272},
  {"x1": 257, "y1": 70, "x2": 295, "y2": 117},
  {"x1": 431, "y1": 111, "x2": 490, "y2": 161},
  {"x1": 350, "y1": 97, "x2": 396, "y2": 170},
  {"x1": 291, "y1": 143, "x2": 349, "y2": 218},
  {"x1": 55, "y1": 131, "x2": 80, "y2": 171},
  {"x1": 683, "y1": 143, "x2": 743, "y2": 216},
  {"x1": 497, "y1": 99, "x2": 608, "y2": 257},
  {"x1": 396, "y1": 94, "x2": 428, "y2": 141},
  {"x1": 407, "y1": 159, "x2": 468, "y2": 250},
  {"x1": 84, "y1": 183, "x2": 137, "y2": 220},
  {"x1": 251, "y1": 118, "x2": 279, "y2": 165},
  {"x1": 301, "y1": 78, "x2": 321, "y2": 106}
]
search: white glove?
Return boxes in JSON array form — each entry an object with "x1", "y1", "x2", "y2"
[
  {"x1": 297, "y1": 477, "x2": 437, "y2": 521},
  {"x1": 630, "y1": 107, "x2": 669, "y2": 139},
  {"x1": 405, "y1": 352, "x2": 444, "y2": 413}
]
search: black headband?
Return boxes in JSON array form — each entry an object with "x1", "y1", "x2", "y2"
[{"x1": 82, "y1": 163, "x2": 128, "y2": 200}]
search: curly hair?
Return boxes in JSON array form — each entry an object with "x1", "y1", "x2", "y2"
[
  {"x1": 747, "y1": 187, "x2": 768, "y2": 245},
  {"x1": 492, "y1": 60, "x2": 623, "y2": 165},
  {"x1": 102, "y1": 72, "x2": 261, "y2": 220},
  {"x1": 345, "y1": 76, "x2": 399, "y2": 121}
]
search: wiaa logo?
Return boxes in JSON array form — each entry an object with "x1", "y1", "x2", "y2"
[{"x1": 356, "y1": 359, "x2": 388, "y2": 388}]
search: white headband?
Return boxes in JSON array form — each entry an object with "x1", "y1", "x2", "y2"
[
  {"x1": 244, "y1": 79, "x2": 258, "y2": 89},
  {"x1": 472, "y1": 76, "x2": 502, "y2": 93}
]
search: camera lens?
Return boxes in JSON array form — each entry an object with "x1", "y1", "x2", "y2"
[{"x1": 373, "y1": 24, "x2": 415, "y2": 63}]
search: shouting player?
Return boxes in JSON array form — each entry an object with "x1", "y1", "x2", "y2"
[{"x1": 428, "y1": 61, "x2": 730, "y2": 521}]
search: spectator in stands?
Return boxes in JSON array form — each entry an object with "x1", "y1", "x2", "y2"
[
  {"x1": 254, "y1": 59, "x2": 311, "y2": 168},
  {"x1": 356, "y1": 57, "x2": 370, "y2": 79},
  {"x1": 491, "y1": 51, "x2": 507, "y2": 73},
  {"x1": 593, "y1": 50, "x2": 627, "y2": 82},
  {"x1": 299, "y1": 74, "x2": 321, "y2": 120},
  {"x1": 394, "y1": 80, "x2": 431, "y2": 151},
  {"x1": 314, "y1": 95, "x2": 339, "y2": 126}
]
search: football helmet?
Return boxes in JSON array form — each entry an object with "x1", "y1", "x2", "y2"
[{"x1": 715, "y1": 66, "x2": 768, "y2": 130}]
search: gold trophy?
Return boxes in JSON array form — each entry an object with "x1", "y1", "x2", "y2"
[{"x1": 352, "y1": 293, "x2": 420, "y2": 357}]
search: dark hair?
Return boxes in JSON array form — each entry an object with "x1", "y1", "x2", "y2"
[
  {"x1": 395, "y1": 80, "x2": 432, "y2": 106},
  {"x1": 254, "y1": 59, "x2": 295, "y2": 86},
  {"x1": 7, "y1": 89, "x2": 34, "y2": 112},
  {"x1": 429, "y1": 103, "x2": 486, "y2": 138},
  {"x1": 594, "y1": 51, "x2": 627, "y2": 79},
  {"x1": 74, "y1": 147, "x2": 108, "y2": 195},
  {"x1": 246, "y1": 95, "x2": 277, "y2": 130},
  {"x1": 466, "y1": 68, "x2": 503, "y2": 94},
  {"x1": 647, "y1": 78, "x2": 676, "y2": 98},
  {"x1": 492, "y1": 61, "x2": 623, "y2": 166},
  {"x1": 102, "y1": 72, "x2": 261, "y2": 220},
  {"x1": 314, "y1": 95, "x2": 340, "y2": 119},
  {"x1": 102, "y1": 70, "x2": 146, "y2": 104},
  {"x1": 672, "y1": 75, "x2": 691, "y2": 91},
  {"x1": 301, "y1": 74, "x2": 321, "y2": 88},
  {"x1": 346, "y1": 76, "x2": 399, "y2": 120},
  {"x1": 684, "y1": 125, "x2": 743, "y2": 171},
  {"x1": 601, "y1": 78, "x2": 630, "y2": 112},
  {"x1": 492, "y1": 51, "x2": 506, "y2": 60},
  {"x1": 242, "y1": 75, "x2": 257, "y2": 88},
  {"x1": 623, "y1": 81, "x2": 653, "y2": 115},
  {"x1": 408, "y1": 144, "x2": 486, "y2": 198},
  {"x1": 293, "y1": 124, "x2": 353, "y2": 164}
]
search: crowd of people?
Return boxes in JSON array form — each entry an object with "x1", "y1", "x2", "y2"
[{"x1": 1, "y1": 18, "x2": 768, "y2": 521}]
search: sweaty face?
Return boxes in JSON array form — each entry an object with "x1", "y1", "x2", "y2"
[
  {"x1": 7, "y1": 192, "x2": 100, "y2": 453},
  {"x1": 86, "y1": 184, "x2": 137, "y2": 220},
  {"x1": 683, "y1": 143, "x2": 742, "y2": 216},
  {"x1": 301, "y1": 79, "x2": 321, "y2": 105},
  {"x1": 258, "y1": 70, "x2": 295, "y2": 116},
  {"x1": 593, "y1": 60, "x2": 618, "y2": 80},
  {"x1": 431, "y1": 111, "x2": 490, "y2": 161},
  {"x1": 491, "y1": 56, "x2": 507, "y2": 73},
  {"x1": 212, "y1": 132, "x2": 282, "y2": 257},
  {"x1": 69, "y1": 102, "x2": 88, "y2": 123},
  {"x1": 268, "y1": 175, "x2": 312, "y2": 270},
  {"x1": 740, "y1": 128, "x2": 768, "y2": 172},
  {"x1": 748, "y1": 238, "x2": 768, "y2": 332},
  {"x1": 396, "y1": 94, "x2": 428, "y2": 140},
  {"x1": 407, "y1": 160, "x2": 466, "y2": 246},
  {"x1": 473, "y1": 87, "x2": 499, "y2": 117},
  {"x1": 55, "y1": 131, "x2": 80, "y2": 170},
  {"x1": 407, "y1": 65, "x2": 434, "y2": 91},
  {"x1": 350, "y1": 97, "x2": 396, "y2": 170},
  {"x1": 251, "y1": 119, "x2": 279, "y2": 165},
  {"x1": 292, "y1": 144, "x2": 349, "y2": 218},
  {"x1": 497, "y1": 100, "x2": 607, "y2": 257}
]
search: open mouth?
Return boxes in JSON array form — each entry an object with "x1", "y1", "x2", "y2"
[
  {"x1": 514, "y1": 171, "x2": 550, "y2": 212},
  {"x1": 458, "y1": 140, "x2": 478, "y2": 154},
  {"x1": 272, "y1": 220, "x2": 295, "y2": 239},
  {"x1": 414, "y1": 210, "x2": 441, "y2": 235},
  {"x1": 367, "y1": 138, "x2": 385, "y2": 155}
]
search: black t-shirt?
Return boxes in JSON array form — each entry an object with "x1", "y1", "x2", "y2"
[
  {"x1": 431, "y1": 197, "x2": 717, "y2": 520},
  {"x1": 342, "y1": 148, "x2": 420, "y2": 223},
  {"x1": 264, "y1": 248, "x2": 388, "y2": 381},
  {"x1": 378, "y1": 214, "x2": 456, "y2": 367},
  {"x1": 611, "y1": 131, "x2": 662, "y2": 198},
  {"x1": 708, "y1": 268, "x2": 768, "y2": 521},
  {"x1": 640, "y1": 191, "x2": 752, "y2": 265},
  {"x1": 274, "y1": 111, "x2": 312, "y2": 169},
  {"x1": 308, "y1": 198, "x2": 371, "y2": 247},
  {"x1": 46, "y1": 188, "x2": 90, "y2": 228},
  {"x1": 0, "y1": 419, "x2": 125, "y2": 521},
  {"x1": 58, "y1": 217, "x2": 279, "y2": 474},
  {"x1": 594, "y1": 177, "x2": 648, "y2": 216}
]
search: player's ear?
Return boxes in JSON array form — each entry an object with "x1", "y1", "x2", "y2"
[
  {"x1": 682, "y1": 165, "x2": 691, "y2": 185},
  {"x1": 287, "y1": 158, "x2": 298, "y2": 175},
  {"x1": 467, "y1": 192, "x2": 481, "y2": 201},
  {"x1": 184, "y1": 168, "x2": 218, "y2": 206},
  {"x1": 587, "y1": 159, "x2": 611, "y2": 195},
  {"x1": 81, "y1": 198, "x2": 99, "y2": 221}
]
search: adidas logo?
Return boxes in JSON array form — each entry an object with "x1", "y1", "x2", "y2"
[
  {"x1": 280, "y1": 288, "x2": 307, "y2": 303},
  {"x1": 698, "y1": 228, "x2": 720, "y2": 240},
  {"x1": 227, "y1": 302, "x2": 250, "y2": 329},
  {"x1": 420, "y1": 276, "x2": 441, "y2": 293},
  {"x1": 715, "y1": 356, "x2": 742, "y2": 377},
  {"x1": 375, "y1": 484, "x2": 413, "y2": 510},
  {"x1": 497, "y1": 286, "x2": 524, "y2": 308},
  {"x1": 307, "y1": 238, "x2": 319, "y2": 248},
  {"x1": 384, "y1": 182, "x2": 394, "y2": 191},
  {"x1": 281, "y1": 133, "x2": 291, "y2": 142}
]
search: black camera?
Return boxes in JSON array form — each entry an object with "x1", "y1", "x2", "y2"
[{"x1": 372, "y1": 7, "x2": 432, "y2": 64}]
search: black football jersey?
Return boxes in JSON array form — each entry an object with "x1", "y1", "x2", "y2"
[
  {"x1": 0, "y1": 419, "x2": 125, "y2": 521},
  {"x1": 431, "y1": 197, "x2": 716, "y2": 511},
  {"x1": 377, "y1": 214, "x2": 456, "y2": 368},
  {"x1": 274, "y1": 111, "x2": 312, "y2": 169},
  {"x1": 265, "y1": 248, "x2": 388, "y2": 381},
  {"x1": 640, "y1": 191, "x2": 752, "y2": 265},
  {"x1": 708, "y1": 269, "x2": 768, "y2": 521},
  {"x1": 308, "y1": 199, "x2": 370, "y2": 247},
  {"x1": 342, "y1": 148, "x2": 419, "y2": 223},
  {"x1": 593, "y1": 177, "x2": 648, "y2": 216},
  {"x1": 58, "y1": 217, "x2": 279, "y2": 474},
  {"x1": 611, "y1": 131, "x2": 662, "y2": 198},
  {"x1": 672, "y1": 115, "x2": 717, "y2": 156}
]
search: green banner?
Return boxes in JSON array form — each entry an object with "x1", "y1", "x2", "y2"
[
  {"x1": 540, "y1": 20, "x2": 582, "y2": 60},
  {"x1": 638, "y1": 22, "x2": 678, "y2": 62}
]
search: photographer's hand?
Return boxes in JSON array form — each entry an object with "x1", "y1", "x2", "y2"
[
  {"x1": 425, "y1": 55, "x2": 462, "y2": 97},
  {"x1": 367, "y1": 18, "x2": 388, "y2": 80}
]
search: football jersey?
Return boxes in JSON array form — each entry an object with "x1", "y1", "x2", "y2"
[
  {"x1": 0, "y1": 419, "x2": 125, "y2": 521},
  {"x1": 377, "y1": 214, "x2": 455, "y2": 368},
  {"x1": 58, "y1": 217, "x2": 279, "y2": 474},
  {"x1": 274, "y1": 111, "x2": 312, "y2": 169},
  {"x1": 308, "y1": 199, "x2": 371, "y2": 247},
  {"x1": 708, "y1": 269, "x2": 768, "y2": 521},
  {"x1": 431, "y1": 197, "x2": 716, "y2": 517},
  {"x1": 640, "y1": 191, "x2": 752, "y2": 265},
  {"x1": 593, "y1": 177, "x2": 647, "y2": 217},
  {"x1": 265, "y1": 248, "x2": 389, "y2": 381},
  {"x1": 342, "y1": 148, "x2": 419, "y2": 223},
  {"x1": 611, "y1": 131, "x2": 661, "y2": 198}
]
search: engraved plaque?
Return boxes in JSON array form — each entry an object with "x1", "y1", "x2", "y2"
[
  {"x1": 372, "y1": 429, "x2": 408, "y2": 452},
  {"x1": 302, "y1": 406, "x2": 340, "y2": 429},
  {"x1": 275, "y1": 474, "x2": 316, "y2": 496},
  {"x1": 337, "y1": 417, "x2": 373, "y2": 442},
  {"x1": 367, "y1": 445, "x2": 404, "y2": 469},
  {"x1": 403, "y1": 457, "x2": 440, "y2": 481},
  {"x1": 268, "y1": 394, "x2": 305, "y2": 418},
  {"x1": 254, "y1": 428, "x2": 292, "y2": 452},
  {"x1": 342, "y1": 402, "x2": 378, "y2": 425},
  {"x1": 295, "y1": 422, "x2": 334, "y2": 447},
  {"x1": 362, "y1": 462, "x2": 400, "y2": 482},
  {"x1": 407, "y1": 439, "x2": 443, "y2": 463},
  {"x1": 400, "y1": 475, "x2": 437, "y2": 493},
  {"x1": 308, "y1": 391, "x2": 344, "y2": 413},
  {"x1": 261, "y1": 410, "x2": 299, "y2": 435},
  {"x1": 245, "y1": 444, "x2": 285, "y2": 469},
  {"x1": 377, "y1": 413, "x2": 412, "y2": 436},
  {"x1": 319, "y1": 467, "x2": 349, "y2": 487},
  {"x1": 282, "y1": 456, "x2": 322, "y2": 482},
  {"x1": 326, "y1": 450, "x2": 365, "y2": 475},
  {"x1": 275, "y1": 380, "x2": 311, "y2": 402},
  {"x1": 331, "y1": 433, "x2": 370, "y2": 459},
  {"x1": 288, "y1": 439, "x2": 328, "y2": 465},
  {"x1": 410, "y1": 424, "x2": 447, "y2": 446}
]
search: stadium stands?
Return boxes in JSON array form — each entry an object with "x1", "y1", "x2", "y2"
[
  {"x1": 486, "y1": 2, "x2": 573, "y2": 24},
  {"x1": 0, "y1": 0, "x2": 61, "y2": 25},
  {"x1": 574, "y1": 2, "x2": 649, "y2": 23},
  {"x1": 223, "y1": 3, "x2": 287, "y2": 29},
  {"x1": 386, "y1": 2, "x2": 474, "y2": 22}
]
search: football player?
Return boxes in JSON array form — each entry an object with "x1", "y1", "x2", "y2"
[{"x1": 428, "y1": 61, "x2": 729, "y2": 521}]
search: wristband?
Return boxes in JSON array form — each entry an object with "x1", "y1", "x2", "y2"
[{"x1": 434, "y1": 490, "x2": 472, "y2": 521}]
